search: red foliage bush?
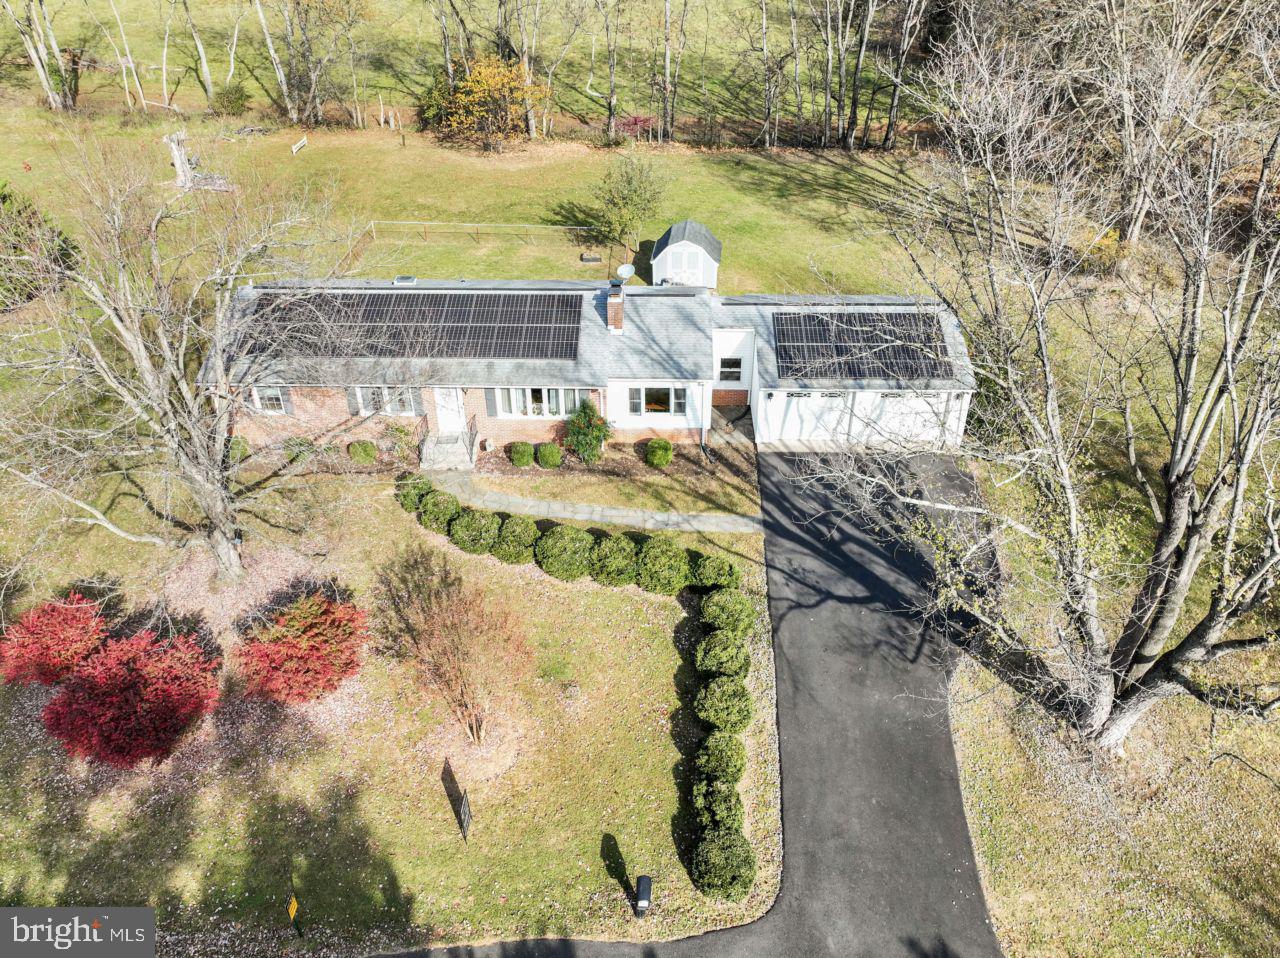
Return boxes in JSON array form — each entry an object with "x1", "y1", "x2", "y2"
[
  {"x1": 235, "y1": 592, "x2": 368, "y2": 704},
  {"x1": 1, "y1": 593, "x2": 107, "y2": 685},
  {"x1": 42, "y1": 632, "x2": 221, "y2": 768}
]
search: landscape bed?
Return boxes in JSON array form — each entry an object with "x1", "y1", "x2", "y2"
[{"x1": 0, "y1": 476, "x2": 781, "y2": 954}]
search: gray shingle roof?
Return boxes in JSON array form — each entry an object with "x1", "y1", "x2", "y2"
[
  {"x1": 651, "y1": 220, "x2": 723, "y2": 263},
  {"x1": 220, "y1": 281, "x2": 973, "y2": 394}
]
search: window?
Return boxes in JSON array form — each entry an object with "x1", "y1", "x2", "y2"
[
  {"x1": 358, "y1": 386, "x2": 415, "y2": 416},
  {"x1": 718, "y1": 357, "x2": 743, "y2": 382},
  {"x1": 629, "y1": 386, "x2": 688, "y2": 416},
  {"x1": 253, "y1": 385, "x2": 288, "y2": 414},
  {"x1": 497, "y1": 387, "x2": 588, "y2": 419}
]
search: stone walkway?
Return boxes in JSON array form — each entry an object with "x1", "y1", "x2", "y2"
[{"x1": 427, "y1": 472, "x2": 764, "y2": 533}]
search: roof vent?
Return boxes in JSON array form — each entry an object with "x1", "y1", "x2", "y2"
[{"x1": 393, "y1": 275, "x2": 417, "y2": 286}]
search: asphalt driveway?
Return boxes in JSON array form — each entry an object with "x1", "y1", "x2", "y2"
[{"x1": 397, "y1": 452, "x2": 1002, "y2": 958}]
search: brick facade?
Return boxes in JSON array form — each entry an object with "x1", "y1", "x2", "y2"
[
  {"x1": 712, "y1": 389, "x2": 749, "y2": 407},
  {"x1": 232, "y1": 385, "x2": 676, "y2": 454}
]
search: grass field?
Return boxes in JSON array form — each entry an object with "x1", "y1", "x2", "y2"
[{"x1": 0, "y1": 477, "x2": 781, "y2": 953}]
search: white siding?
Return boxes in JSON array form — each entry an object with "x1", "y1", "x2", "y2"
[
  {"x1": 712, "y1": 328, "x2": 755, "y2": 388},
  {"x1": 606, "y1": 379, "x2": 708, "y2": 432},
  {"x1": 755, "y1": 389, "x2": 965, "y2": 449},
  {"x1": 651, "y1": 240, "x2": 718, "y2": 288}
]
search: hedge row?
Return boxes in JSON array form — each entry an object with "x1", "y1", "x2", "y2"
[
  {"x1": 689, "y1": 585, "x2": 758, "y2": 901},
  {"x1": 395, "y1": 470, "x2": 759, "y2": 900}
]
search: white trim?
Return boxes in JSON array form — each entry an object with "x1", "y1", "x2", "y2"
[
  {"x1": 356, "y1": 384, "x2": 416, "y2": 416},
  {"x1": 250, "y1": 385, "x2": 288, "y2": 415},
  {"x1": 494, "y1": 386, "x2": 592, "y2": 420}
]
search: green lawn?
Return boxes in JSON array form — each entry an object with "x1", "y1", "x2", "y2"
[
  {"x1": 0, "y1": 477, "x2": 781, "y2": 951},
  {"x1": 473, "y1": 441, "x2": 762, "y2": 516}
]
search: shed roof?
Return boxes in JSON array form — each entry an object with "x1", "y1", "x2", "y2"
[{"x1": 651, "y1": 219, "x2": 723, "y2": 263}]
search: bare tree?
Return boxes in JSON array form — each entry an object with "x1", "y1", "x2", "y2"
[
  {"x1": 374, "y1": 546, "x2": 529, "y2": 745},
  {"x1": 252, "y1": 0, "x2": 367, "y2": 124},
  {"x1": 0, "y1": 135, "x2": 353, "y2": 578},
  {"x1": 1, "y1": 0, "x2": 77, "y2": 110},
  {"x1": 593, "y1": 0, "x2": 624, "y2": 138},
  {"x1": 879, "y1": 0, "x2": 928, "y2": 148},
  {"x1": 841, "y1": 0, "x2": 877, "y2": 150},
  {"x1": 810, "y1": 13, "x2": 1280, "y2": 750}
]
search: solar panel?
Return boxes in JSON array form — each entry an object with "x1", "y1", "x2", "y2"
[
  {"x1": 251, "y1": 291, "x2": 583, "y2": 361},
  {"x1": 771, "y1": 310, "x2": 953, "y2": 381}
]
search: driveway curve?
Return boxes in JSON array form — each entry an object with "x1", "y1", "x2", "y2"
[{"x1": 395, "y1": 453, "x2": 1002, "y2": 958}]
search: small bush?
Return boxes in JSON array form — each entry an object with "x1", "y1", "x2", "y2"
[
  {"x1": 695, "y1": 731, "x2": 747, "y2": 782},
  {"x1": 536, "y1": 442, "x2": 563, "y2": 469},
  {"x1": 449, "y1": 508, "x2": 501, "y2": 554},
  {"x1": 694, "y1": 629, "x2": 750, "y2": 677},
  {"x1": 692, "y1": 827, "x2": 756, "y2": 901},
  {"x1": 283, "y1": 436, "x2": 315, "y2": 463},
  {"x1": 695, "y1": 675, "x2": 754, "y2": 732},
  {"x1": 1079, "y1": 227, "x2": 1127, "y2": 275},
  {"x1": 419, "y1": 490, "x2": 460, "y2": 533},
  {"x1": 534, "y1": 525, "x2": 595, "y2": 580},
  {"x1": 692, "y1": 773, "x2": 745, "y2": 830},
  {"x1": 694, "y1": 554, "x2": 742, "y2": 589},
  {"x1": 701, "y1": 589, "x2": 755, "y2": 638},
  {"x1": 591, "y1": 533, "x2": 637, "y2": 586},
  {"x1": 236, "y1": 591, "x2": 368, "y2": 704},
  {"x1": 635, "y1": 533, "x2": 691, "y2": 595},
  {"x1": 347, "y1": 439, "x2": 378, "y2": 464},
  {"x1": 0, "y1": 593, "x2": 107, "y2": 685},
  {"x1": 228, "y1": 436, "x2": 251, "y2": 464},
  {"x1": 565, "y1": 398, "x2": 610, "y2": 465},
  {"x1": 395, "y1": 473, "x2": 434, "y2": 513},
  {"x1": 210, "y1": 81, "x2": 250, "y2": 116},
  {"x1": 492, "y1": 515, "x2": 540, "y2": 564},
  {"x1": 509, "y1": 441, "x2": 535, "y2": 467},
  {"x1": 42, "y1": 632, "x2": 221, "y2": 768},
  {"x1": 645, "y1": 438, "x2": 674, "y2": 468}
]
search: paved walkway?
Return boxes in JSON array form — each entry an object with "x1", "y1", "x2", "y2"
[
  {"x1": 395, "y1": 454, "x2": 1002, "y2": 958},
  {"x1": 427, "y1": 472, "x2": 764, "y2": 534}
]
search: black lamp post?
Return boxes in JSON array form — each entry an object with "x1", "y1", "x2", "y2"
[{"x1": 634, "y1": 875, "x2": 652, "y2": 918}]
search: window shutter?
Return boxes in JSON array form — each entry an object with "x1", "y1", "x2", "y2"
[
  {"x1": 484, "y1": 388, "x2": 497, "y2": 417},
  {"x1": 281, "y1": 386, "x2": 295, "y2": 416},
  {"x1": 345, "y1": 387, "x2": 360, "y2": 416},
  {"x1": 410, "y1": 387, "x2": 425, "y2": 416}
]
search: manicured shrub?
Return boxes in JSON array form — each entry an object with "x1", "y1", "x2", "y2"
[
  {"x1": 347, "y1": 439, "x2": 378, "y2": 465},
  {"x1": 534, "y1": 525, "x2": 595, "y2": 581},
  {"x1": 695, "y1": 675, "x2": 753, "y2": 732},
  {"x1": 694, "y1": 629, "x2": 750, "y2": 677},
  {"x1": 591, "y1": 533, "x2": 637, "y2": 586},
  {"x1": 235, "y1": 592, "x2": 368, "y2": 704},
  {"x1": 419, "y1": 490, "x2": 460, "y2": 533},
  {"x1": 701, "y1": 589, "x2": 755, "y2": 638},
  {"x1": 227, "y1": 436, "x2": 251, "y2": 464},
  {"x1": 0, "y1": 593, "x2": 107, "y2": 685},
  {"x1": 449, "y1": 508, "x2": 501, "y2": 554},
  {"x1": 395, "y1": 473, "x2": 434, "y2": 513},
  {"x1": 536, "y1": 442, "x2": 563, "y2": 469},
  {"x1": 693, "y1": 553, "x2": 742, "y2": 590},
  {"x1": 509, "y1": 441, "x2": 535, "y2": 467},
  {"x1": 635, "y1": 533, "x2": 691, "y2": 595},
  {"x1": 42, "y1": 632, "x2": 221, "y2": 768},
  {"x1": 693, "y1": 773, "x2": 745, "y2": 830},
  {"x1": 695, "y1": 731, "x2": 747, "y2": 783},
  {"x1": 692, "y1": 827, "x2": 756, "y2": 901},
  {"x1": 565, "y1": 398, "x2": 610, "y2": 465},
  {"x1": 492, "y1": 515, "x2": 541, "y2": 564},
  {"x1": 645, "y1": 438, "x2": 674, "y2": 468}
]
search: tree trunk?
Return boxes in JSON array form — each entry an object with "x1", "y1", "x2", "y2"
[
  {"x1": 207, "y1": 523, "x2": 244, "y2": 579},
  {"x1": 843, "y1": 0, "x2": 874, "y2": 151}
]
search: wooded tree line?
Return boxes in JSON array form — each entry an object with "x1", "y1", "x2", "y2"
[
  {"x1": 813, "y1": 0, "x2": 1280, "y2": 748},
  {"x1": 1, "y1": 0, "x2": 953, "y2": 148}
]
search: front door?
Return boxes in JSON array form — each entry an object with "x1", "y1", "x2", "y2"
[{"x1": 434, "y1": 387, "x2": 465, "y2": 434}]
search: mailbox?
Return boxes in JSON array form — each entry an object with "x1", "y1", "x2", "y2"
[{"x1": 634, "y1": 875, "x2": 652, "y2": 918}]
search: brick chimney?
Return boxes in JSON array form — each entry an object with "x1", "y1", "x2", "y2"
[{"x1": 607, "y1": 279, "x2": 624, "y2": 333}]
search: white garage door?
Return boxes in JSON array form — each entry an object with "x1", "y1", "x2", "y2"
[{"x1": 768, "y1": 390, "x2": 950, "y2": 447}]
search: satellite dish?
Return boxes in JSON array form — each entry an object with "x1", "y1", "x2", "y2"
[{"x1": 617, "y1": 263, "x2": 636, "y2": 281}]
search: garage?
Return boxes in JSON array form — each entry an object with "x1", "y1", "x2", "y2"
[{"x1": 756, "y1": 389, "x2": 965, "y2": 448}]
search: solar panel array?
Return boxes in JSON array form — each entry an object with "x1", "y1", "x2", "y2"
[
  {"x1": 251, "y1": 291, "x2": 583, "y2": 360},
  {"x1": 772, "y1": 310, "x2": 953, "y2": 381}
]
